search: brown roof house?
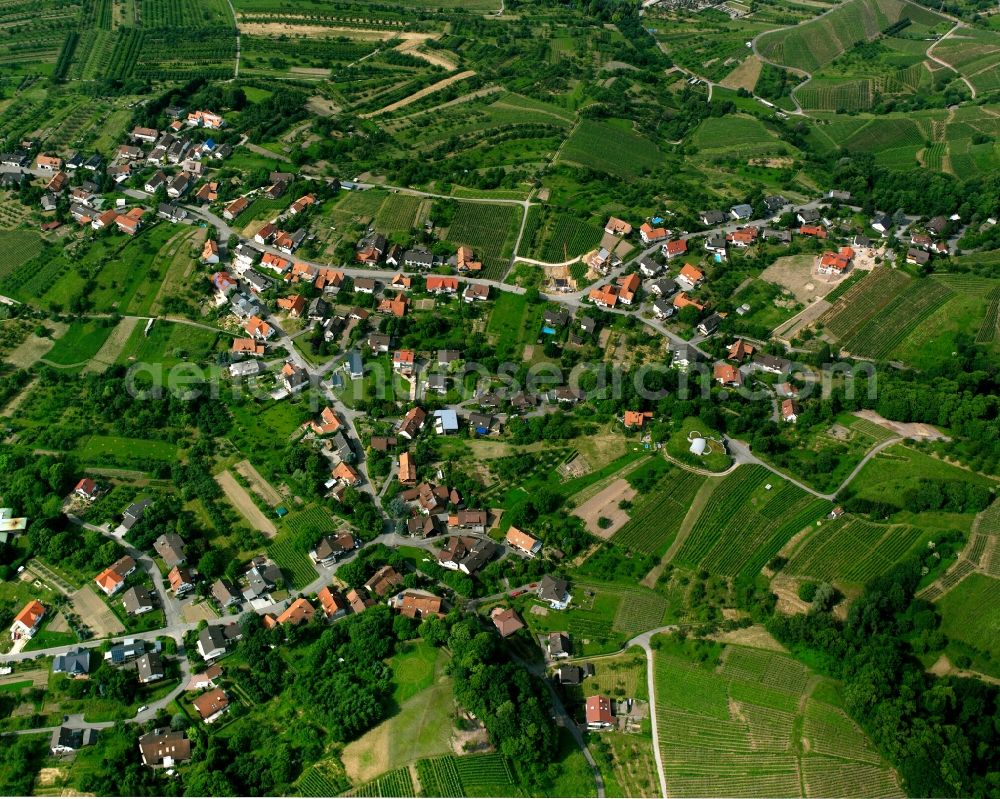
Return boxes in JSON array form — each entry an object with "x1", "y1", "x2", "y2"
[{"x1": 490, "y1": 607, "x2": 524, "y2": 638}]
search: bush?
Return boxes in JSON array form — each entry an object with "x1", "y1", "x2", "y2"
[{"x1": 797, "y1": 581, "x2": 817, "y2": 602}]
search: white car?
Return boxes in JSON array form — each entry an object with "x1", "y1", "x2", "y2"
[{"x1": 137, "y1": 705, "x2": 149, "y2": 714}]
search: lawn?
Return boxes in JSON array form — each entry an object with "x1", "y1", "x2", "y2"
[
  {"x1": 390, "y1": 639, "x2": 444, "y2": 704},
  {"x1": 666, "y1": 417, "x2": 731, "y2": 473},
  {"x1": 848, "y1": 445, "x2": 995, "y2": 507},
  {"x1": 692, "y1": 115, "x2": 781, "y2": 155},
  {"x1": 485, "y1": 292, "x2": 542, "y2": 359},
  {"x1": 42, "y1": 320, "x2": 115, "y2": 366},
  {"x1": 936, "y1": 573, "x2": 1000, "y2": 678}
]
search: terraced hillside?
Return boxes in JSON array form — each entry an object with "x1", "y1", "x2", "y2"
[
  {"x1": 653, "y1": 641, "x2": 905, "y2": 798},
  {"x1": 756, "y1": 0, "x2": 947, "y2": 74}
]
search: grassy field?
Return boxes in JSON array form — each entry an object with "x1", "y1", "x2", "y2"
[
  {"x1": 558, "y1": 119, "x2": 662, "y2": 178},
  {"x1": 671, "y1": 465, "x2": 832, "y2": 582},
  {"x1": 847, "y1": 445, "x2": 994, "y2": 507},
  {"x1": 75, "y1": 434, "x2": 178, "y2": 462},
  {"x1": 518, "y1": 580, "x2": 668, "y2": 656},
  {"x1": 936, "y1": 573, "x2": 1000, "y2": 677},
  {"x1": 652, "y1": 637, "x2": 903, "y2": 798},
  {"x1": 115, "y1": 320, "x2": 222, "y2": 368},
  {"x1": 612, "y1": 468, "x2": 707, "y2": 557},
  {"x1": 42, "y1": 321, "x2": 115, "y2": 366},
  {"x1": 342, "y1": 645, "x2": 454, "y2": 785},
  {"x1": 485, "y1": 292, "x2": 543, "y2": 360}
]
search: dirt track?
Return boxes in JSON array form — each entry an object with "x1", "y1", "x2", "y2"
[
  {"x1": 216, "y1": 470, "x2": 278, "y2": 536},
  {"x1": 234, "y1": 459, "x2": 283, "y2": 505}
]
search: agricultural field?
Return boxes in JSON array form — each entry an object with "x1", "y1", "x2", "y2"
[
  {"x1": 485, "y1": 291, "x2": 543, "y2": 359},
  {"x1": 374, "y1": 193, "x2": 423, "y2": 235},
  {"x1": 652, "y1": 638, "x2": 903, "y2": 798},
  {"x1": 114, "y1": 321, "x2": 222, "y2": 368},
  {"x1": 890, "y1": 276, "x2": 1000, "y2": 368},
  {"x1": 692, "y1": 115, "x2": 786, "y2": 157},
  {"x1": 416, "y1": 753, "x2": 521, "y2": 798},
  {"x1": 442, "y1": 202, "x2": 521, "y2": 280},
  {"x1": 932, "y1": 26, "x2": 1000, "y2": 96},
  {"x1": 936, "y1": 573, "x2": 1000, "y2": 677},
  {"x1": 672, "y1": 465, "x2": 832, "y2": 582},
  {"x1": 349, "y1": 768, "x2": 415, "y2": 798},
  {"x1": 612, "y1": 468, "x2": 707, "y2": 557},
  {"x1": 839, "y1": 278, "x2": 955, "y2": 359},
  {"x1": 783, "y1": 516, "x2": 928, "y2": 585},
  {"x1": 0, "y1": 231, "x2": 44, "y2": 281},
  {"x1": 266, "y1": 535, "x2": 318, "y2": 589},
  {"x1": 818, "y1": 266, "x2": 912, "y2": 343},
  {"x1": 756, "y1": 0, "x2": 946, "y2": 73},
  {"x1": 537, "y1": 214, "x2": 605, "y2": 263},
  {"x1": 557, "y1": 119, "x2": 662, "y2": 178}
]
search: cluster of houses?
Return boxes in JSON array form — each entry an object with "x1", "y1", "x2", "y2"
[{"x1": 710, "y1": 338, "x2": 799, "y2": 421}]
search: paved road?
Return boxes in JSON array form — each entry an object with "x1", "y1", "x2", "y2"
[{"x1": 726, "y1": 435, "x2": 902, "y2": 501}]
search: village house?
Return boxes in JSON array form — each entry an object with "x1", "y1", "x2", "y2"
[
  {"x1": 538, "y1": 575, "x2": 571, "y2": 610},
  {"x1": 399, "y1": 406, "x2": 426, "y2": 439},
  {"x1": 211, "y1": 579, "x2": 242, "y2": 609},
  {"x1": 638, "y1": 257, "x2": 663, "y2": 278},
  {"x1": 223, "y1": 197, "x2": 249, "y2": 220},
  {"x1": 727, "y1": 227, "x2": 759, "y2": 248},
  {"x1": 728, "y1": 339, "x2": 755, "y2": 362},
  {"x1": 490, "y1": 607, "x2": 525, "y2": 637},
  {"x1": 94, "y1": 555, "x2": 136, "y2": 597},
  {"x1": 269, "y1": 598, "x2": 315, "y2": 628},
  {"x1": 730, "y1": 204, "x2": 753, "y2": 221},
  {"x1": 390, "y1": 589, "x2": 445, "y2": 620},
  {"x1": 10, "y1": 600, "x2": 45, "y2": 640},
  {"x1": 455, "y1": 245, "x2": 482, "y2": 272},
  {"x1": 700, "y1": 210, "x2": 726, "y2": 225},
  {"x1": 548, "y1": 632, "x2": 571, "y2": 659},
  {"x1": 317, "y1": 586, "x2": 349, "y2": 621},
  {"x1": 617, "y1": 273, "x2": 641, "y2": 305},
  {"x1": 799, "y1": 225, "x2": 827, "y2": 239},
  {"x1": 649, "y1": 277, "x2": 678, "y2": 297},
  {"x1": 698, "y1": 312, "x2": 724, "y2": 336},
  {"x1": 586, "y1": 695, "x2": 615, "y2": 730},
  {"x1": 714, "y1": 362, "x2": 742, "y2": 387},
  {"x1": 639, "y1": 222, "x2": 669, "y2": 244},
  {"x1": 589, "y1": 283, "x2": 619, "y2": 309},
  {"x1": 244, "y1": 316, "x2": 274, "y2": 341},
  {"x1": 906, "y1": 248, "x2": 930, "y2": 266},
  {"x1": 153, "y1": 533, "x2": 187, "y2": 567},
  {"x1": 356, "y1": 234, "x2": 386, "y2": 265},
  {"x1": 168, "y1": 566, "x2": 196, "y2": 596},
  {"x1": 818, "y1": 247, "x2": 854, "y2": 275},
  {"x1": 605, "y1": 217, "x2": 632, "y2": 236},
  {"x1": 404, "y1": 249, "x2": 434, "y2": 269},
  {"x1": 122, "y1": 586, "x2": 155, "y2": 616},
  {"x1": 139, "y1": 729, "x2": 191, "y2": 767},
  {"x1": 673, "y1": 292, "x2": 705, "y2": 313},
  {"x1": 781, "y1": 399, "x2": 800, "y2": 423},
  {"x1": 463, "y1": 283, "x2": 490, "y2": 303},
  {"x1": 677, "y1": 263, "x2": 704, "y2": 291},
  {"x1": 310, "y1": 533, "x2": 357, "y2": 566},
  {"x1": 752, "y1": 353, "x2": 792, "y2": 375},
  {"x1": 136, "y1": 652, "x2": 165, "y2": 684},
  {"x1": 662, "y1": 238, "x2": 687, "y2": 260},
  {"x1": 653, "y1": 298, "x2": 675, "y2": 319},
  {"x1": 74, "y1": 477, "x2": 100, "y2": 501},
  {"x1": 53, "y1": 649, "x2": 92, "y2": 678},
  {"x1": 426, "y1": 275, "x2": 459, "y2": 295},
  {"x1": 51, "y1": 727, "x2": 98, "y2": 756},
  {"x1": 193, "y1": 688, "x2": 230, "y2": 724},
  {"x1": 365, "y1": 565, "x2": 404, "y2": 597},
  {"x1": 332, "y1": 461, "x2": 361, "y2": 486},
  {"x1": 437, "y1": 536, "x2": 497, "y2": 575},
  {"x1": 623, "y1": 410, "x2": 653, "y2": 429}
]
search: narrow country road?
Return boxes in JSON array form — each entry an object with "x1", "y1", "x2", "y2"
[{"x1": 626, "y1": 626, "x2": 678, "y2": 799}]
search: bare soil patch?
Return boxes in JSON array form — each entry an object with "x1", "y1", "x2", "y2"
[
  {"x1": 216, "y1": 470, "x2": 278, "y2": 536},
  {"x1": 719, "y1": 55, "x2": 763, "y2": 91},
  {"x1": 307, "y1": 96, "x2": 341, "y2": 116},
  {"x1": 770, "y1": 573, "x2": 812, "y2": 615},
  {"x1": 234, "y1": 460, "x2": 283, "y2": 505},
  {"x1": 181, "y1": 600, "x2": 219, "y2": 623},
  {"x1": 394, "y1": 38, "x2": 456, "y2": 70},
  {"x1": 571, "y1": 478, "x2": 636, "y2": 538},
  {"x1": 70, "y1": 585, "x2": 124, "y2": 638},
  {"x1": 0, "y1": 667, "x2": 47, "y2": 688},
  {"x1": 852, "y1": 409, "x2": 948, "y2": 440},
  {"x1": 760, "y1": 254, "x2": 841, "y2": 305},
  {"x1": 363, "y1": 70, "x2": 476, "y2": 118}
]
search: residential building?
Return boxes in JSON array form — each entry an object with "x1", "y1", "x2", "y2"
[
  {"x1": 548, "y1": 632, "x2": 571, "y2": 659},
  {"x1": 10, "y1": 600, "x2": 45, "y2": 640},
  {"x1": 506, "y1": 527, "x2": 541, "y2": 556},
  {"x1": 139, "y1": 729, "x2": 191, "y2": 767},
  {"x1": 52, "y1": 649, "x2": 91, "y2": 677},
  {"x1": 586, "y1": 695, "x2": 615, "y2": 730},
  {"x1": 538, "y1": 575, "x2": 571, "y2": 610},
  {"x1": 193, "y1": 688, "x2": 230, "y2": 724},
  {"x1": 154, "y1": 533, "x2": 186, "y2": 567},
  {"x1": 122, "y1": 586, "x2": 154, "y2": 616},
  {"x1": 136, "y1": 652, "x2": 165, "y2": 684},
  {"x1": 490, "y1": 607, "x2": 525, "y2": 637},
  {"x1": 51, "y1": 727, "x2": 98, "y2": 756}
]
